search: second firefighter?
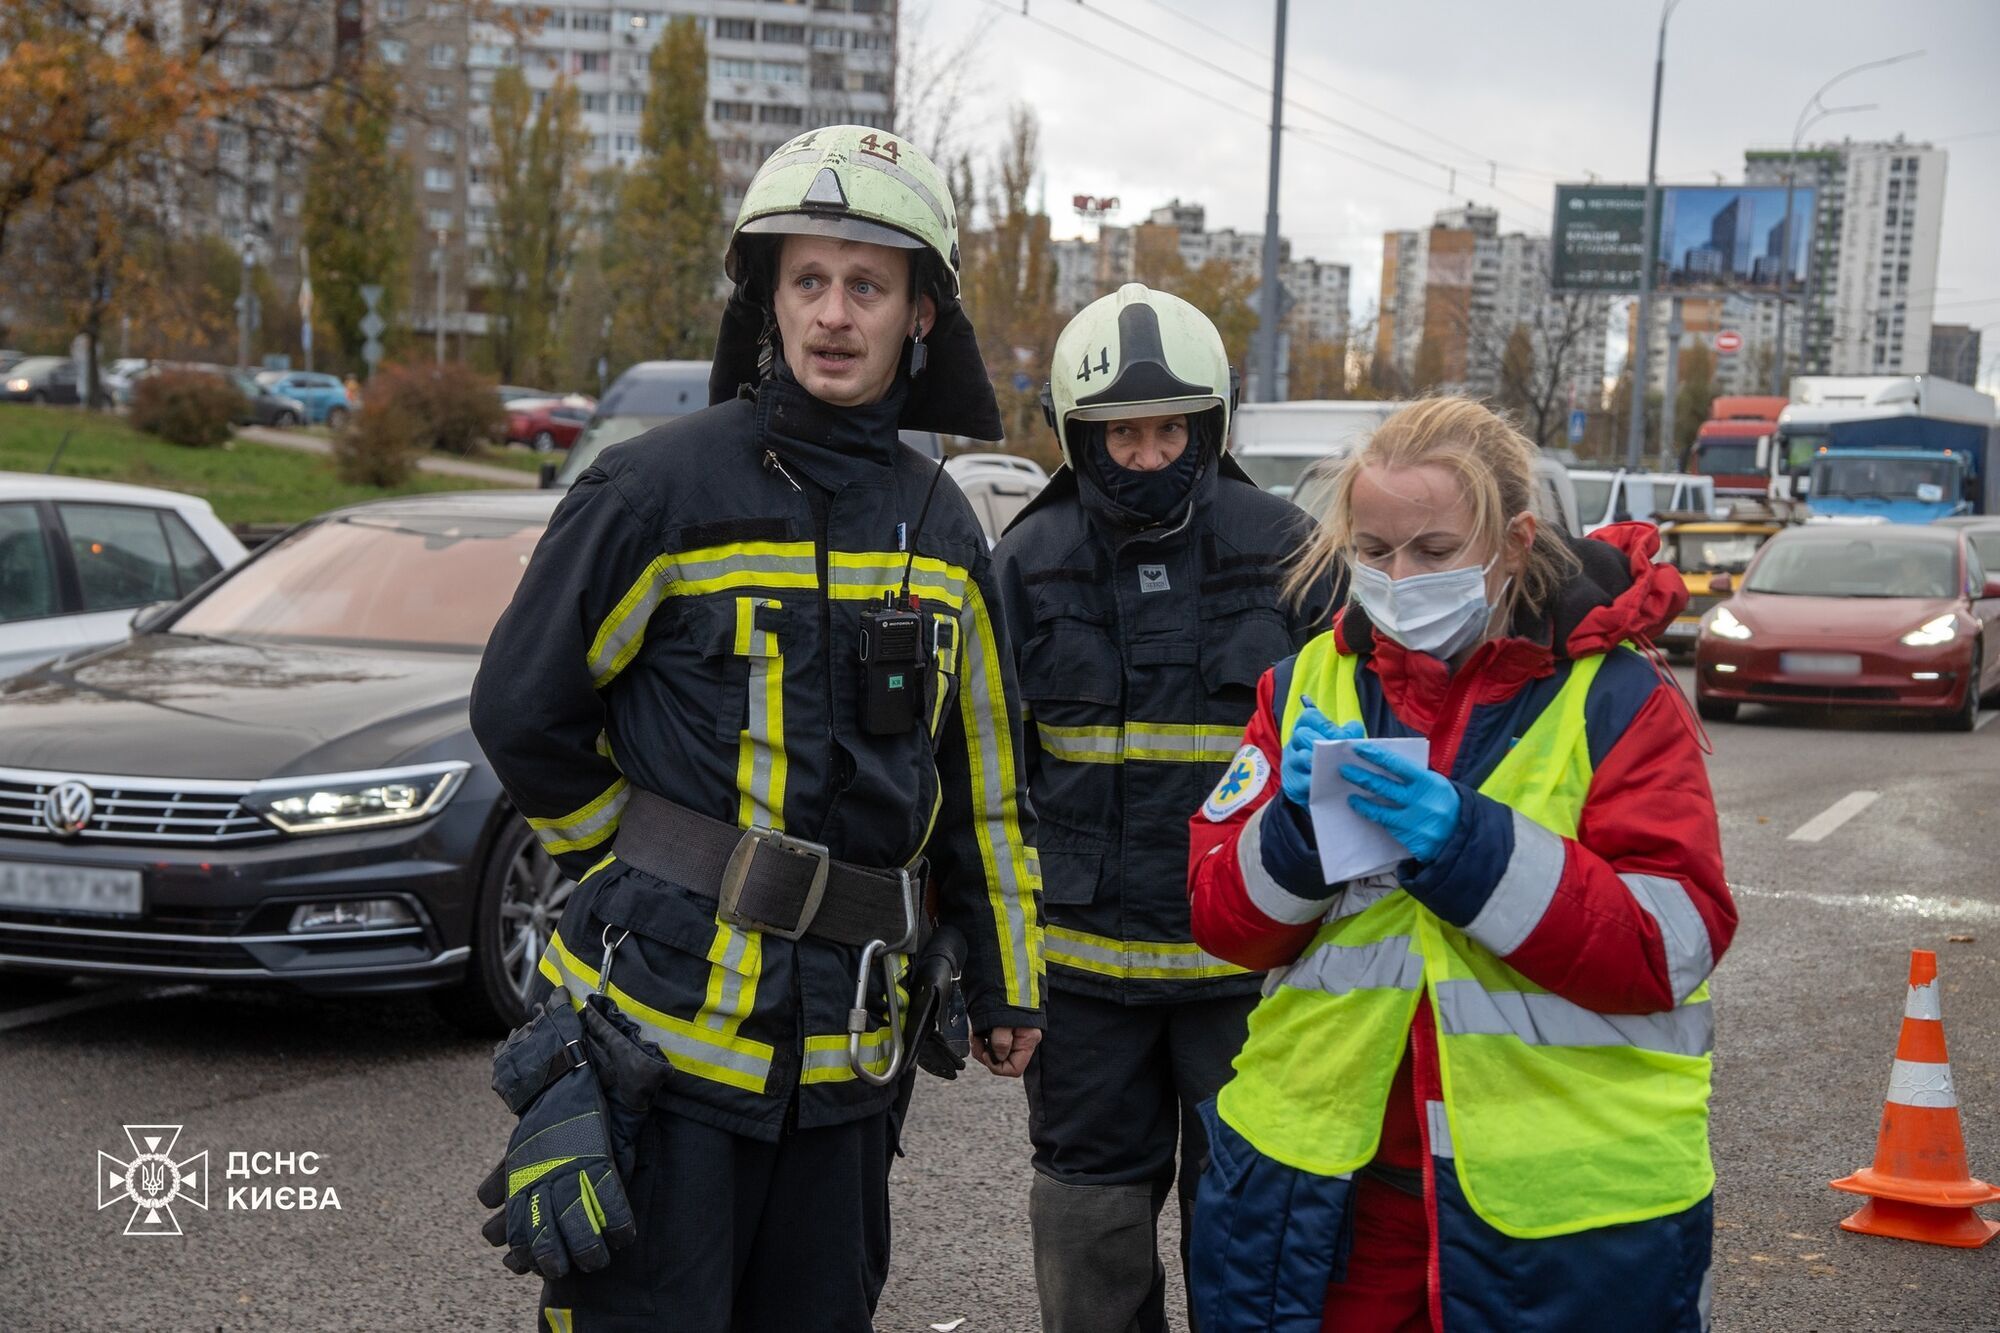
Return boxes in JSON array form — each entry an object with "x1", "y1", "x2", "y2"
[{"x1": 992, "y1": 283, "x2": 1340, "y2": 1333}]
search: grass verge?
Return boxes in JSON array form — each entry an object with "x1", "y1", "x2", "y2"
[{"x1": 0, "y1": 405, "x2": 505, "y2": 526}]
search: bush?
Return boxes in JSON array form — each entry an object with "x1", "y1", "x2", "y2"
[
  {"x1": 333, "y1": 395, "x2": 422, "y2": 486},
  {"x1": 364, "y1": 361, "x2": 506, "y2": 457},
  {"x1": 129, "y1": 370, "x2": 247, "y2": 448}
]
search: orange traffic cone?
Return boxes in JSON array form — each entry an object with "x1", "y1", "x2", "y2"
[{"x1": 1830, "y1": 948, "x2": 2000, "y2": 1247}]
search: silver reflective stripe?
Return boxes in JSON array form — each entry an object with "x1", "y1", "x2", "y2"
[
  {"x1": 1886, "y1": 1058, "x2": 1957, "y2": 1108},
  {"x1": 1038, "y1": 726, "x2": 1122, "y2": 765},
  {"x1": 1046, "y1": 929, "x2": 1241, "y2": 976},
  {"x1": 704, "y1": 926, "x2": 752, "y2": 1032},
  {"x1": 959, "y1": 587, "x2": 1037, "y2": 1008},
  {"x1": 1426, "y1": 1098, "x2": 1454, "y2": 1159},
  {"x1": 1331, "y1": 872, "x2": 1400, "y2": 923},
  {"x1": 1279, "y1": 935, "x2": 1424, "y2": 996},
  {"x1": 1433, "y1": 978, "x2": 1714, "y2": 1057},
  {"x1": 1905, "y1": 980, "x2": 1942, "y2": 1022},
  {"x1": 847, "y1": 150, "x2": 951, "y2": 229},
  {"x1": 741, "y1": 599, "x2": 783, "y2": 828},
  {"x1": 530, "y1": 782, "x2": 630, "y2": 855},
  {"x1": 1237, "y1": 805, "x2": 1338, "y2": 925},
  {"x1": 1621, "y1": 873, "x2": 1715, "y2": 1004},
  {"x1": 1463, "y1": 810, "x2": 1564, "y2": 957}
]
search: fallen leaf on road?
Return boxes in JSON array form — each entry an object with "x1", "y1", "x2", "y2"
[
  {"x1": 1798, "y1": 1252, "x2": 1824, "y2": 1261},
  {"x1": 931, "y1": 1320, "x2": 967, "y2": 1332},
  {"x1": 1750, "y1": 1254, "x2": 1778, "y2": 1263},
  {"x1": 1787, "y1": 1232, "x2": 1812, "y2": 1241},
  {"x1": 1948, "y1": 934, "x2": 1976, "y2": 943},
  {"x1": 1756, "y1": 816, "x2": 1770, "y2": 824},
  {"x1": 1810, "y1": 1264, "x2": 1838, "y2": 1276}
]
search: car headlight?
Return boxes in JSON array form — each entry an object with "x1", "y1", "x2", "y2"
[
  {"x1": 1900, "y1": 614, "x2": 1958, "y2": 647},
  {"x1": 1708, "y1": 605, "x2": 1753, "y2": 640},
  {"x1": 5, "y1": 378, "x2": 27, "y2": 392},
  {"x1": 243, "y1": 762, "x2": 469, "y2": 834}
]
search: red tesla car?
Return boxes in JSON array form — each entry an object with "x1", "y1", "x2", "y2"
[
  {"x1": 1695, "y1": 524, "x2": 2000, "y2": 730},
  {"x1": 504, "y1": 397, "x2": 592, "y2": 453}
]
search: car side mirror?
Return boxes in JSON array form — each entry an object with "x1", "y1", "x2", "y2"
[
  {"x1": 130, "y1": 600, "x2": 176, "y2": 634},
  {"x1": 1708, "y1": 573, "x2": 1734, "y2": 596},
  {"x1": 1983, "y1": 575, "x2": 2000, "y2": 599},
  {"x1": 538, "y1": 461, "x2": 558, "y2": 490}
]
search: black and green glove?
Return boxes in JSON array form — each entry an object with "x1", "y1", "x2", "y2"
[{"x1": 477, "y1": 993, "x2": 668, "y2": 1278}]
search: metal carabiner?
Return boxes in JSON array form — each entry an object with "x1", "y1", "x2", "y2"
[
  {"x1": 847, "y1": 939, "x2": 906, "y2": 1087},
  {"x1": 598, "y1": 924, "x2": 631, "y2": 996},
  {"x1": 848, "y1": 868, "x2": 921, "y2": 1085}
]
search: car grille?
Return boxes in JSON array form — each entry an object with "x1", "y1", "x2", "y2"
[{"x1": 0, "y1": 769, "x2": 275, "y2": 846}]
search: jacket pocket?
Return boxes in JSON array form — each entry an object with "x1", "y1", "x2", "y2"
[
  {"x1": 1038, "y1": 849, "x2": 1102, "y2": 908},
  {"x1": 1200, "y1": 594, "x2": 1293, "y2": 705},
  {"x1": 1020, "y1": 620, "x2": 1123, "y2": 710}
]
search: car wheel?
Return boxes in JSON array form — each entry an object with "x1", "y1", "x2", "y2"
[
  {"x1": 1943, "y1": 643, "x2": 1981, "y2": 732},
  {"x1": 29, "y1": 390, "x2": 47, "y2": 405},
  {"x1": 325, "y1": 405, "x2": 349, "y2": 430},
  {"x1": 275, "y1": 410, "x2": 300, "y2": 428},
  {"x1": 435, "y1": 816, "x2": 575, "y2": 1035},
  {"x1": 531, "y1": 430, "x2": 558, "y2": 454},
  {"x1": 1695, "y1": 694, "x2": 1737, "y2": 723}
]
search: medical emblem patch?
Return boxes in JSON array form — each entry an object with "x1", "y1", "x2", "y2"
[{"x1": 1202, "y1": 744, "x2": 1271, "y2": 821}]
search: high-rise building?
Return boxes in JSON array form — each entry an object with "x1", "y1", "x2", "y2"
[
  {"x1": 1376, "y1": 205, "x2": 1603, "y2": 403},
  {"x1": 1743, "y1": 136, "x2": 1947, "y2": 377}
]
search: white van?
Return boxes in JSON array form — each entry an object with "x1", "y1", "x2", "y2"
[
  {"x1": 945, "y1": 453, "x2": 1048, "y2": 547},
  {"x1": 1231, "y1": 400, "x2": 1411, "y2": 498},
  {"x1": 1567, "y1": 470, "x2": 1716, "y2": 533}
]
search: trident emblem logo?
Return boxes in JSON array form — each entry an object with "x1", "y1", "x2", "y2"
[{"x1": 99, "y1": 1125, "x2": 208, "y2": 1236}]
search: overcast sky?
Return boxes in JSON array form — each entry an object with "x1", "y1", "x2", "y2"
[{"x1": 921, "y1": 0, "x2": 2000, "y2": 389}]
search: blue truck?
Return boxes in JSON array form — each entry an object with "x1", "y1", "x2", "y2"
[{"x1": 1776, "y1": 376, "x2": 2000, "y2": 524}]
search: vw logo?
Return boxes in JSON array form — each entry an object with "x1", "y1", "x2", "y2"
[{"x1": 42, "y1": 780, "x2": 95, "y2": 837}]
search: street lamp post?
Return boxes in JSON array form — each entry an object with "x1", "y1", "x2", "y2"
[
  {"x1": 1625, "y1": 0, "x2": 1680, "y2": 472},
  {"x1": 1770, "y1": 50, "x2": 1922, "y2": 395},
  {"x1": 434, "y1": 228, "x2": 448, "y2": 366},
  {"x1": 237, "y1": 234, "x2": 256, "y2": 372},
  {"x1": 1251, "y1": 0, "x2": 1289, "y2": 403}
]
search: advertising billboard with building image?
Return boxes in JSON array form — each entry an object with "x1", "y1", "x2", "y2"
[{"x1": 1553, "y1": 184, "x2": 1815, "y2": 295}]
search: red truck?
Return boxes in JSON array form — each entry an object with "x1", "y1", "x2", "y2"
[{"x1": 1687, "y1": 396, "x2": 1787, "y2": 497}]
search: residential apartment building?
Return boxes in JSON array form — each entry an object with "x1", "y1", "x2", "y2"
[
  {"x1": 179, "y1": 0, "x2": 897, "y2": 354},
  {"x1": 1376, "y1": 204, "x2": 1604, "y2": 402},
  {"x1": 1742, "y1": 136, "x2": 1947, "y2": 377},
  {"x1": 1076, "y1": 200, "x2": 1351, "y2": 345}
]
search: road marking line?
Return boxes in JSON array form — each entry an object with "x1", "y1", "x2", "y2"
[
  {"x1": 1731, "y1": 882, "x2": 2000, "y2": 923},
  {"x1": 0, "y1": 983, "x2": 199, "y2": 1034},
  {"x1": 1787, "y1": 790, "x2": 1880, "y2": 843},
  {"x1": 1975, "y1": 710, "x2": 1996, "y2": 731}
]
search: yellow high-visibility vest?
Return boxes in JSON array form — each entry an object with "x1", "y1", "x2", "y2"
[{"x1": 1216, "y1": 635, "x2": 1714, "y2": 1238}]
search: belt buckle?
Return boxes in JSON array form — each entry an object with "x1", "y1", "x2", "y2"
[{"x1": 719, "y1": 826, "x2": 831, "y2": 941}]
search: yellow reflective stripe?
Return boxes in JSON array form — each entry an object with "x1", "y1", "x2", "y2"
[
  {"x1": 826, "y1": 550, "x2": 971, "y2": 611},
  {"x1": 733, "y1": 596, "x2": 788, "y2": 831},
  {"x1": 578, "y1": 851, "x2": 619, "y2": 884},
  {"x1": 527, "y1": 778, "x2": 629, "y2": 855},
  {"x1": 544, "y1": 1311, "x2": 575, "y2": 1333},
  {"x1": 540, "y1": 930, "x2": 775, "y2": 1093},
  {"x1": 695, "y1": 920, "x2": 762, "y2": 1040},
  {"x1": 800, "y1": 1026, "x2": 896, "y2": 1084},
  {"x1": 1039, "y1": 721, "x2": 1244, "y2": 765},
  {"x1": 1045, "y1": 925, "x2": 1250, "y2": 981},
  {"x1": 589, "y1": 542, "x2": 819, "y2": 687},
  {"x1": 956, "y1": 581, "x2": 1042, "y2": 1011}
]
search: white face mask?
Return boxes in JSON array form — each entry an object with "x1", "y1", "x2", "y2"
[{"x1": 1349, "y1": 556, "x2": 1506, "y2": 658}]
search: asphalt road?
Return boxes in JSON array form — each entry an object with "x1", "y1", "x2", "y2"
[{"x1": 1, "y1": 668, "x2": 1996, "y2": 1331}]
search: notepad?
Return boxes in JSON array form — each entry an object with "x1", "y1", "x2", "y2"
[{"x1": 1307, "y1": 737, "x2": 1431, "y2": 886}]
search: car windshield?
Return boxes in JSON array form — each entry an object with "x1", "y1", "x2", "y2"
[
  {"x1": 1571, "y1": 476, "x2": 1611, "y2": 523},
  {"x1": 1668, "y1": 532, "x2": 1763, "y2": 573},
  {"x1": 1970, "y1": 533, "x2": 2000, "y2": 572},
  {"x1": 8, "y1": 358, "x2": 64, "y2": 377},
  {"x1": 1695, "y1": 441, "x2": 1758, "y2": 475},
  {"x1": 1746, "y1": 538, "x2": 1957, "y2": 599},
  {"x1": 1810, "y1": 456, "x2": 1958, "y2": 501},
  {"x1": 1235, "y1": 453, "x2": 1315, "y2": 497},
  {"x1": 1780, "y1": 429, "x2": 1828, "y2": 474},
  {"x1": 603, "y1": 373, "x2": 706, "y2": 418},
  {"x1": 171, "y1": 512, "x2": 544, "y2": 650}
]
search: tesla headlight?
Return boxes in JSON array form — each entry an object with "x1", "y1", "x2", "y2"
[
  {"x1": 244, "y1": 762, "x2": 469, "y2": 834},
  {"x1": 1901, "y1": 614, "x2": 1958, "y2": 647},
  {"x1": 1708, "y1": 606, "x2": 1753, "y2": 640}
]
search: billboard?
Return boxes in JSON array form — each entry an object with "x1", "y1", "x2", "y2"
[{"x1": 1552, "y1": 184, "x2": 1816, "y2": 295}]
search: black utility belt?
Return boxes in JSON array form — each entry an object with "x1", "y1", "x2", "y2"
[{"x1": 612, "y1": 787, "x2": 922, "y2": 950}]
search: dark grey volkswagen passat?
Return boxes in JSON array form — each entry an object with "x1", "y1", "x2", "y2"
[{"x1": 0, "y1": 492, "x2": 565, "y2": 1032}]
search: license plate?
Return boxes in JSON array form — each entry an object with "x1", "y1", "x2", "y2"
[
  {"x1": 1664, "y1": 620, "x2": 1698, "y2": 637},
  {"x1": 0, "y1": 861, "x2": 143, "y2": 917},
  {"x1": 1780, "y1": 652, "x2": 1862, "y2": 677}
]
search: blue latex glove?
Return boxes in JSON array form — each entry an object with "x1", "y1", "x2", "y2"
[
  {"x1": 1281, "y1": 697, "x2": 1365, "y2": 807},
  {"x1": 1340, "y1": 742, "x2": 1462, "y2": 863}
]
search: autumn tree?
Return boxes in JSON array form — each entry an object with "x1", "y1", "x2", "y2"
[
  {"x1": 1411, "y1": 336, "x2": 1446, "y2": 393},
  {"x1": 302, "y1": 70, "x2": 416, "y2": 373},
  {"x1": 1496, "y1": 324, "x2": 1534, "y2": 420},
  {"x1": 1287, "y1": 325, "x2": 1348, "y2": 400},
  {"x1": 488, "y1": 69, "x2": 588, "y2": 384},
  {"x1": 1673, "y1": 340, "x2": 1718, "y2": 464},
  {"x1": 957, "y1": 106, "x2": 1062, "y2": 458},
  {"x1": 605, "y1": 17, "x2": 724, "y2": 370}
]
